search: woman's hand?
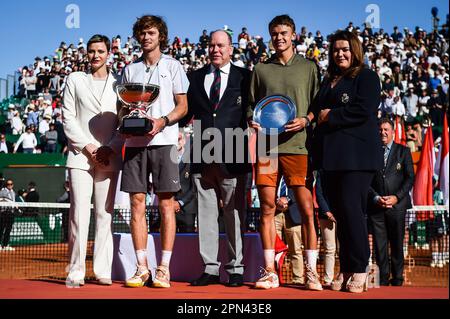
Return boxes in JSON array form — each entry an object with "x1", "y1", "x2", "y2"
[{"x1": 318, "y1": 109, "x2": 331, "y2": 125}]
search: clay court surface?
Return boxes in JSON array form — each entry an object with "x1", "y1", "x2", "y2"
[
  {"x1": 0, "y1": 242, "x2": 448, "y2": 300},
  {"x1": 0, "y1": 279, "x2": 448, "y2": 299},
  {"x1": 0, "y1": 242, "x2": 447, "y2": 286}
]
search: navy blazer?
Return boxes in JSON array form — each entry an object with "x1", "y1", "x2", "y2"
[
  {"x1": 310, "y1": 67, "x2": 384, "y2": 171},
  {"x1": 315, "y1": 169, "x2": 332, "y2": 219},
  {"x1": 175, "y1": 159, "x2": 197, "y2": 216},
  {"x1": 368, "y1": 142, "x2": 414, "y2": 213},
  {"x1": 183, "y1": 64, "x2": 252, "y2": 175}
]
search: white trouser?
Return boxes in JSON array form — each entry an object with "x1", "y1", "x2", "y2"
[
  {"x1": 319, "y1": 219, "x2": 338, "y2": 283},
  {"x1": 67, "y1": 168, "x2": 118, "y2": 281}
]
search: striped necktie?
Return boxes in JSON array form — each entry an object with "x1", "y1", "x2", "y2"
[
  {"x1": 210, "y1": 68, "x2": 221, "y2": 110},
  {"x1": 383, "y1": 145, "x2": 389, "y2": 167},
  {"x1": 279, "y1": 178, "x2": 287, "y2": 197}
]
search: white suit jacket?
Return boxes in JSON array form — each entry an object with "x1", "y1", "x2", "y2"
[{"x1": 62, "y1": 71, "x2": 123, "y2": 171}]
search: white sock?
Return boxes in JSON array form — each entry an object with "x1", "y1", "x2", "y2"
[
  {"x1": 432, "y1": 252, "x2": 438, "y2": 262},
  {"x1": 263, "y1": 249, "x2": 275, "y2": 270},
  {"x1": 161, "y1": 250, "x2": 172, "y2": 267},
  {"x1": 305, "y1": 250, "x2": 318, "y2": 271},
  {"x1": 135, "y1": 249, "x2": 148, "y2": 267}
]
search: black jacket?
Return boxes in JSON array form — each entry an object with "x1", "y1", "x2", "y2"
[
  {"x1": 183, "y1": 64, "x2": 252, "y2": 175},
  {"x1": 175, "y1": 160, "x2": 197, "y2": 216},
  {"x1": 311, "y1": 67, "x2": 383, "y2": 171},
  {"x1": 368, "y1": 142, "x2": 414, "y2": 212}
]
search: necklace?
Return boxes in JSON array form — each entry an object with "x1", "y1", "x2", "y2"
[{"x1": 144, "y1": 54, "x2": 162, "y2": 84}]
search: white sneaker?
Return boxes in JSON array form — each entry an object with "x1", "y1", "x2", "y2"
[
  {"x1": 305, "y1": 263, "x2": 323, "y2": 291},
  {"x1": 254, "y1": 268, "x2": 279, "y2": 289},
  {"x1": 125, "y1": 265, "x2": 151, "y2": 288},
  {"x1": 437, "y1": 260, "x2": 444, "y2": 268},
  {"x1": 2, "y1": 246, "x2": 15, "y2": 251},
  {"x1": 430, "y1": 259, "x2": 437, "y2": 268}
]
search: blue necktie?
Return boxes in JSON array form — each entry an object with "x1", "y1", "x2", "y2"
[{"x1": 280, "y1": 179, "x2": 287, "y2": 197}]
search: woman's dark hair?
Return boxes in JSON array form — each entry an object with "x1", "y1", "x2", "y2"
[
  {"x1": 327, "y1": 30, "x2": 365, "y2": 79},
  {"x1": 87, "y1": 34, "x2": 111, "y2": 52}
]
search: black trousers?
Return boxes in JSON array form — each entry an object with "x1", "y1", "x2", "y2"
[
  {"x1": 368, "y1": 209, "x2": 405, "y2": 284},
  {"x1": 0, "y1": 211, "x2": 15, "y2": 247},
  {"x1": 324, "y1": 170, "x2": 375, "y2": 273},
  {"x1": 176, "y1": 211, "x2": 196, "y2": 233}
]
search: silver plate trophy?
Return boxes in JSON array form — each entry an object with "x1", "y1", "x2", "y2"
[
  {"x1": 117, "y1": 83, "x2": 160, "y2": 135},
  {"x1": 253, "y1": 94, "x2": 297, "y2": 135}
]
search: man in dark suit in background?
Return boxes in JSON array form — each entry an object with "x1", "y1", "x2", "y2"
[
  {"x1": 26, "y1": 181, "x2": 40, "y2": 202},
  {"x1": 184, "y1": 30, "x2": 251, "y2": 287},
  {"x1": 274, "y1": 177, "x2": 304, "y2": 285},
  {"x1": 174, "y1": 131, "x2": 197, "y2": 233},
  {"x1": 368, "y1": 118, "x2": 414, "y2": 286}
]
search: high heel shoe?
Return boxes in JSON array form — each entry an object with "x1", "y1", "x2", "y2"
[
  {"x1": 330, "y1": 272, "x2": 351, "y2": 291},
  {"x1": 346, "y1": 272, "x2": 368, "y2": 293}
]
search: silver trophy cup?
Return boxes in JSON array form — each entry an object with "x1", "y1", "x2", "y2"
[{"x1": 117, "y1": 83, "x2": 160, "y2": 135}]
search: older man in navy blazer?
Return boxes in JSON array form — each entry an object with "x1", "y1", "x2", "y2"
[{"x1": 184, "y1": 30, "x2": 251, "y2": 287}]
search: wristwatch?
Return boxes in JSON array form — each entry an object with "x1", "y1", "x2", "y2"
[
  {"x1": 161, "y1": 115, "x2": 170, "y2": 127},
  {"x1": 302, "y1": 116, "x2": 311, "y2": 127}
]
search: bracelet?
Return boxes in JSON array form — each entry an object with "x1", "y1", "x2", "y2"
[
  {"x1": 161, "y1": 115, "x2": 170, "y2": 127},
  {"x1": 302, "y1": 116, "x2": 311, "y2": 127}
]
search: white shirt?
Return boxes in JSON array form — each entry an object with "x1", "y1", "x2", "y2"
[
  {"x1": 0, "y1": 141, "x2": 8, "y2": 153},
  {"x1": 392, "y1": 101, "x2": 406, "y2": 116},
  {"x1": 204, "y1": 62, "x2": 230, "y2": 101},
  {"x1": 14, "y1": 132, "x2": 37, "y2": 152},
  {"x1": 92, "y1": 78, "x2": 107, "y2": 101},
  {"x1": 39, "y1": 120, "x2": 50, "y2": 135},
  {"x1": 427, "y1": 56, "x2": 441, "y2": 66},
  {"x1": 232, "y1": 60, "x2": 245, "y2": 68},
  {"x1": 11, "y1": 116, "x2": 23, "y2": 135},
  {"x1": 121, "y1": 54, "x2": 190, "y2": 147}
]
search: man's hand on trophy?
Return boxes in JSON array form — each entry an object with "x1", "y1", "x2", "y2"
[
  {"x1": 284, "y1": 117, "x2": 306, "y2": 132},
  {"x1": 148, "y1": 117, "x2": 166, "y2": 136},
  {"x1": 94, "y1": 146, "x2": 113, "y2": 166},
  {"x1": 248, "y1": 119, "x2": 262, "y2": 132}
]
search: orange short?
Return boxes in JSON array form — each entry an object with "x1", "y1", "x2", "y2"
[{"x1": 256, "y1": 154, "x2": 309, "y2": 187}]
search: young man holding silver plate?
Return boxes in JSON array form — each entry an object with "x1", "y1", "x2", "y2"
[
  {"x1": 119, "y1": 15, "x2": 189, "y2": 288},
  {"x1": 248, "y1": 14, "x2": 322, "y2": 290}
]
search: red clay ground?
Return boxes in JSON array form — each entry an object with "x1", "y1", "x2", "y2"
[{"x1": 0, "y1": 279, "x2": 448, "y2": 299}]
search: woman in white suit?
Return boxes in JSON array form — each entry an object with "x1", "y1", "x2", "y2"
[{"x1": 63, "y1": 34, "x2": 123, "y2": 286}]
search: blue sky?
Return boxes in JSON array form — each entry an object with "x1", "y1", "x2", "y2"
[{"x1": 0, "y1": 0, "x2": 448, "y2": 77}]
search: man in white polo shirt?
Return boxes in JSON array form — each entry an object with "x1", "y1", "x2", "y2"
[{"x1": 120, "y1": 15, "x2": 189, "y2": 289}]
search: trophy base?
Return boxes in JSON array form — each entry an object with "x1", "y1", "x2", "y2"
[{"x1": 120, "y1": 117, "x2": 153, "y2": 136}]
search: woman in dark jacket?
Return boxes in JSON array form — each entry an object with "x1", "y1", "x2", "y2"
[{"x1": 310, "y1": 30, "x2": 383, "y2": 293}]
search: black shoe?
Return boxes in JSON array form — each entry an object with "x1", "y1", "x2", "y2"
[
  {"x1": 227, "y1": 274, "x2": 244, "y2": 287},
  {"x1": 390, "y1": 279, "x2": 403, "y2": 286},
  {"x1": 190, "y1": 273, "x2": 220, "y2": 286}
]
